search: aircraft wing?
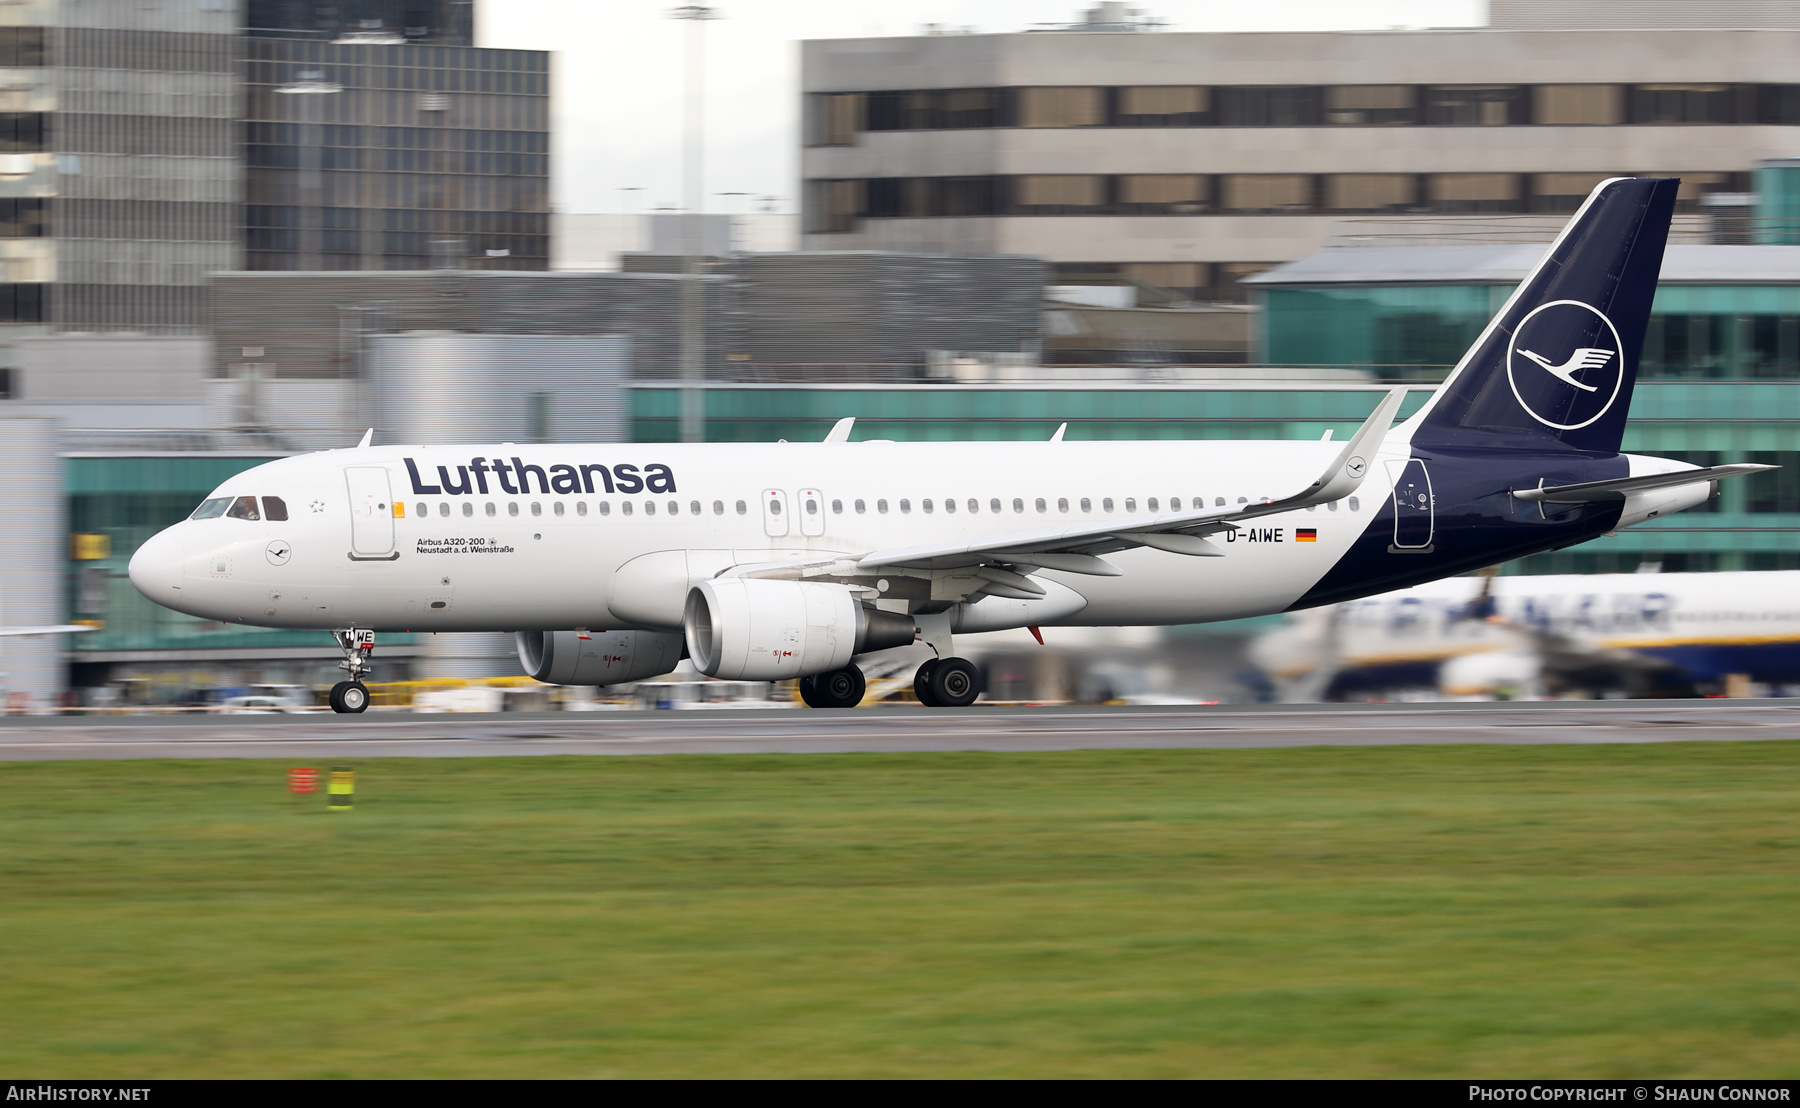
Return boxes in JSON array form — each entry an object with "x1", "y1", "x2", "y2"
[
  {"x1": 857, "y1": 387, "x2": 1408, "y2": 574},
  {"x1": 0, "y1": 625, "x2": 96, "y2": 637},
  {"x1": 1515, "y1": 463, "x2": 1773, "y2": 504}
]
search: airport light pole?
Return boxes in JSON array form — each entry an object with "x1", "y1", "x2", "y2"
[
  {"x1": 617, "y1": 185, "x2": 644, "y2": 259},
  {"x1": 672, "y1": 4, "x2": 719, "y2": 444}
]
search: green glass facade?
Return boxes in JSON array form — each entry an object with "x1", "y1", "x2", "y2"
[
  {"x1": 629, "y1": 381, "x2": 1800, "y2": 576},
  {"x1": 1754, "y1": 162, "x2": 1800, "y2": 246},
  {"x1": 67, "y1": 456, "x2": 416, "y2": 654},
  {"x1": 1263, "y1": 284, "x2": 1800, "y2": 380}
]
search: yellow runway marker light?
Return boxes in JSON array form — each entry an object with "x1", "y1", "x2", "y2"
[{"x1": 328, "y1": 766, "x2": 355, "y2": 811}]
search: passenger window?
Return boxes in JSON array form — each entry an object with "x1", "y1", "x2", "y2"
[
  {"x1": 768, "y1": 498, "x2": 780, "y2": 516},
  {"x1": 1058, "y1": 498, "x2": 1069, "y2": 513},
  {"x1": 805, "y1": 499, "x2": 817, "y2": 515},
  {"x1": 967, "y1": 499, "x2": 978, "y2": 513},
  {"x1": 486, "y1": 502, "x2": 497, "y2": 517},
  {"x1": 646, "y1": 501, "x2": 657, "y2": 516},
  {"x1": 1103, "y1": 498, "x2": 1114, "y2": 512},
  {"x1": 735, "y1": 500, "x2": 746, "y2": 515},
  {"x1": 415, "y1": 503, "x2": 426, "y2": 518},
  {"x1": 190, "y1": 497, "x2": 231, "y2": 520},
  {"x1": 668, "y1": 501, "x2": 679, "y2": 515},
  {"x1": 944, "y1": 499, "x2": 955, "y2": 514},
  {"x1": 1215, "y1": 497, "x2": 1226, "y2": 507},
  {"x1": 832, "y1": 499, "x2": 843, "y2": 514},
  {"x1": 1035, "y1": 498, "x2": 1047, "y2": 513},
  {"x1": 438, "y1": 502, "x2": 449, "y2": 517},
  {"x1": 262, "y1": 496, "x2": 289, "y2": 521},
  {"x1": 1328, "y1": 500, "x2": 1339, "y2": 511},
  {"x1": 855, "y1": 499, "x2": 866, "y2": 514},
  {"x1": 1148, "y1": 497, "x2": 1159, "y2": 511},
  {"x1": 1237, "y1": 497, "x2": 1248, "y2": 504},
  {"x1": 1349, "y1": 496, "x2": 1361, "y2": 511},
  {"x1": 463, "y1": 502, "x2": 474, "y2": 517},
  {"x1": 713, "y1": 500, "x2": 724, "y2": 515},
  {"x1": 1079, "y1": 497, "x2": 1091, "y2": 512},
  {"x1": 878, "y1": 499, "x2": 889, "y2": 514},
  {"x1": 227, "y1": 495, "x2": 261, "y2": 521},
  {"x1": 1125, "y1": 498, "x2": 1136, "y2": 512},
  {"x1": 576, "y1": 501, "x2": 588, "y2": 516},
  {"x1": 924, "y1": 499, "x2": 935, "y2": 514},
  {"x1": 554, "y1": 502, "x2": 565, "y2": 516},
  {"x1": 900, "y1": 499, "x2": 911, "y2": 514},
  {"x1": 622, "y1": 501, "x2": 633, "y2": 516},
  {"x1": 599, "y1": 502, "x2": 611, "y2": 516},
  {"x1": 989, "y1": 498, "x2": 1000, "y2": 513},
  {"x1": 1012, "y1": 498, "x2": 1024, "y2": 513},
  {"x1": 508, "y1": 502, "x2": 520, "y2": 517},
  {"x1": 691, "y1": 501, "x2": 701, "y2": 515},
  {"x1": 530, "y1": 502, "x2": 541, "y2": 516}
]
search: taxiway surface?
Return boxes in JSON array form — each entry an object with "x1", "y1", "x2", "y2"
[{"x1": 0, "y1": 700, "x2": 1797, "y2": 761}]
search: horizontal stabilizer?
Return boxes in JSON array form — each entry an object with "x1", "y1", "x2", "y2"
[{"x1": 1515, "y1": 463, "x2": 1774, "y2": 504}]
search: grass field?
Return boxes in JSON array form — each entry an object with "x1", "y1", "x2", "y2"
[{"x1": 1, "y1": 743, "x2": 1798, "y2": 1078}]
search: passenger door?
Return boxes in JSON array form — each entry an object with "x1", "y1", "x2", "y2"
[
  {"x1": 761, "y1": 488, "x2": 790, "y2": 538},
  {"x1": 346, "y1": 466, "x2": 396, "y2": 558},
  {"x1": 1387, "y1": 459, "x2": 1434, "y2": 552}
]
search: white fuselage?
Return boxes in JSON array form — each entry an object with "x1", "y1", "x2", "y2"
[
  {"x1": 1252, "y1": 571, "x2": 1800, "y2": 681},
  {"x1": 128, "y1": 436, "x2": 1402, "y2": 634}
]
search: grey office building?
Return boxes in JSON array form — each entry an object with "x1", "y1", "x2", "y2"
[
  {"x1": 241, "y1": 29, "x2": 549, "y2": 271},
  {"x1": 0, "y1": 0, "x2": 240, "y2": 353},
  {"x1": 801, "y1": 0, "x2": 1800, "y2": 302}
]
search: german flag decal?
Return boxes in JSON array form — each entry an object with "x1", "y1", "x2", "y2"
[{"x1": 1296, "y1": 528, "x2": 1318, "y2": 542}]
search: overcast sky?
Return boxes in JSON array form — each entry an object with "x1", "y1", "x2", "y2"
[{"x1": 476, "y1": 1, "x2": 1487, "y2": 216}]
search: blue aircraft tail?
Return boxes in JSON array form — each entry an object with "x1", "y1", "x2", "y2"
[{"x1": 1410, "y1": 177, "x2": 1678, "y2": 455}]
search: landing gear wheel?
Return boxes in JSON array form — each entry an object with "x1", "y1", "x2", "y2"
[
  {"x1": 811, "y1": 665, "x2": 866, "y2": 709},
  {"x1": 913, "y1": 659, "x2": 941, "y2": 707},
  {"x1": 329, "y1": 680, "x2": 370, "y2": 714},
  {"x1": 928, "y1": 657, "x2": 981, "y2": 708},
  {"x1": 796, "y1": 674, "x2": 823, "y2": 709}
]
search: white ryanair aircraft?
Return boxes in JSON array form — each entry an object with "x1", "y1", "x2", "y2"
[{"x1": 131, "y1": 178, "x2": 1769, "y2": 712}]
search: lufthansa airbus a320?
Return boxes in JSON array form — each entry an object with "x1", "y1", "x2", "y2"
[{"x1": 129, "y1": 178, "x2": 1769, "y2": 712}]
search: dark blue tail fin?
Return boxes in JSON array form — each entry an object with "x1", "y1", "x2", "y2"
[{"x1": 1411, "y1": 177, "x2": 1678, "y2": 454}]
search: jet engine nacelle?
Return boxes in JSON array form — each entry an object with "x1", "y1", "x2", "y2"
[
  {"x1": 683, "y1": 578, "x2": 915, "y2": 680},
  {"x1": 515, "y1": 629, "x2": 686, "y2": 686}
]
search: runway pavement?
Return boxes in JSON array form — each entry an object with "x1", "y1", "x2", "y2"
[{"x1": 1, "y1": 699, "x2": 1798, "y2": 760}]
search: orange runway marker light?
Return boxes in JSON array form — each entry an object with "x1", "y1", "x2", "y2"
[{"x1": 288, "y1": 767, "x2": 319, "y2": 794}]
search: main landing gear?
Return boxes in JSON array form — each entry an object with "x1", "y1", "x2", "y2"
[
  {"x1": 913, "y1": 656, "x2": 981, "y2": 708},
  {"x1": 799, "y1": 664, "x2": 866, "y2": 709},
  {"x1": 328, "y1": 627, "x2": 374, "y2": 714}
]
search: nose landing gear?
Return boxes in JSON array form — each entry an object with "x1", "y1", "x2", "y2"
[{"x1": 329, "y1": 628, "x2": 374, "y2": 714}]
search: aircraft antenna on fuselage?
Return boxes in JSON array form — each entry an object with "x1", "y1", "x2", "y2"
[
  {"x1": 355, "y1": 428, "x2": 373, "y2": 449},
  {"x1": 824, "y1": 417, "x2": 855, "y2": 443},
  {"x1": 1050, "y1": 422, "x2": 1067, "y2": 442}
]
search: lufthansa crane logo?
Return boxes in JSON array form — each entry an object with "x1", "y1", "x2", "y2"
[{"x1": 1506, "y1": 300, "x2": 1625, "y2": 431}]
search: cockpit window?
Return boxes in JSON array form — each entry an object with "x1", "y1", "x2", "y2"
[
  {"x1": 191, "y1": 497, "x2": 231, "y2": 520},
  {"x1": 226, "y1": 495, "x2": 261, "y2": 521},
  {"x1": 262, "y1": 496, "x2": 288, "y2": 521}
]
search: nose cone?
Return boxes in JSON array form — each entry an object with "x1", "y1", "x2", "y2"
[{"x1": 129, "y1": 528, "x2": 187, "y2": 605}]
